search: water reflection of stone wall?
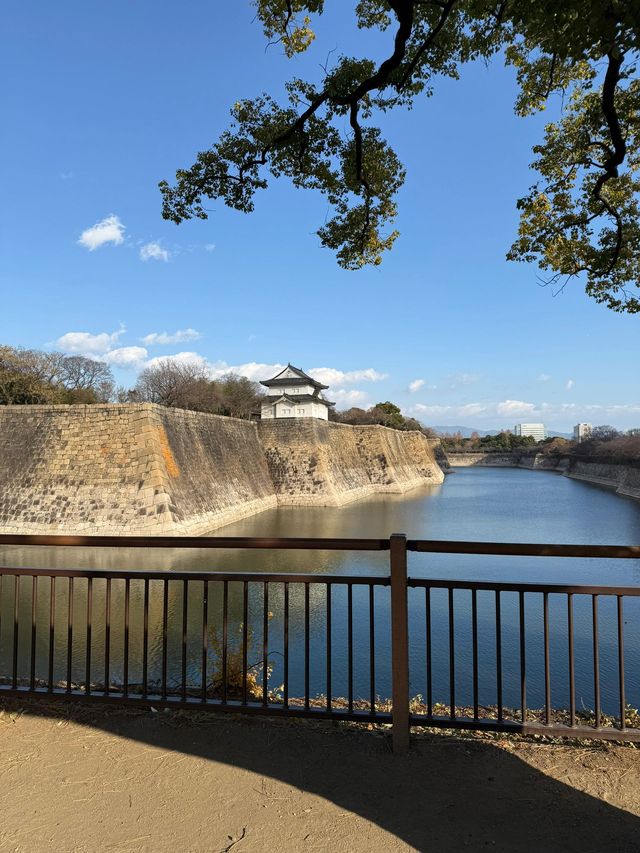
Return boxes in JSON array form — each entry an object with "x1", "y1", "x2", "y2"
[{"x1": 0, "y1": 405, "x2": 443, "y2": 534}]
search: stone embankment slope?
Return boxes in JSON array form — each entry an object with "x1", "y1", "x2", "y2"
[
  {"x1": 0, "y1": 404, "x2": 444, "y2": 535},
  {"x1": 259, "y1": 418, "x2": 444, "y2": 506},
  {"x1": 0, "y1": 404, "x2": 277, "y2": 535},
  {"x1": 446, "y1": 450, "x2": 640, "y2": 500},
  {"x1": 446, "y1": 452, "x2": 515, "y2": 467},
  {"x1": 521, "y1": 454, "x2": 640, "y2": 500}
]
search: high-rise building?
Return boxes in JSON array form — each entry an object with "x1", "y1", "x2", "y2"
[
  {"x1": 513, "y1": 423, "x2": 547, "y2": 442},
  {"x1": 573, "y1": 423, "x2": 592, "y2": 443}
]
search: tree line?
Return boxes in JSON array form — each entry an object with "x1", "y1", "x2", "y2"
[
  {"x1": 0, "y1": 345, "x2": 115, "y2": 405},
  {"x1": 0, "y1": 349, "x2": 439, "y2": 435},
  {"x1": 441, "y1": 426, "x2": 640, "y2": 463},
  {"x1": 330, "y1": 401, "x2": 434, "y2": 435},
  {"x1": 440, "y1": 431, "x2": 539, "y2": 452},
  {"x1": 0, "y1": 348, "x2": 266, "y2": 420}
]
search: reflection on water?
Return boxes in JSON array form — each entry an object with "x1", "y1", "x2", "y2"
[{"x1": 1, "y1": 468, "x2": 639, "y2": 714}]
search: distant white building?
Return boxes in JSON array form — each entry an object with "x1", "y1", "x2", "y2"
[
  {"x1": 513, "y1": 423, "x2": 547, "y2": 442},
  {"x1": 574, "y1": 423, "x2": 592, "y2": 443},
  {"x1": 260, "y1": 363, "x2": 335, "y2": 421}
]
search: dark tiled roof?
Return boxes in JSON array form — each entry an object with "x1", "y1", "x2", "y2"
[{"x1": 260, "y1": 363, "x2": 329, "y2": 390}]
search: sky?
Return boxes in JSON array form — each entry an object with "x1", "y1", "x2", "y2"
[{"x1": 1, "y1": 2, "x2": 638, "y2": 432}]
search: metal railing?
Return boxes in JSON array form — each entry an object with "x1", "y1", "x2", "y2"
[{"x1": 0, "y1": 533, "x2": 638, "y2": 752}]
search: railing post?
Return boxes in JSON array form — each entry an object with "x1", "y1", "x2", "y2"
[{"x1": 390, "y1": 533, "x2": 410, "y2": 754}]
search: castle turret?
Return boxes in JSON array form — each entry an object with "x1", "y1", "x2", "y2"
[{"x1": 260, "y1": 363, "x2": 334, "y2": 421}]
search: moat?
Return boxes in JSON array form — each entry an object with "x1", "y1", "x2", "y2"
[{"x1": 1, "y1": 468, "x2": 639, "y2": 714}]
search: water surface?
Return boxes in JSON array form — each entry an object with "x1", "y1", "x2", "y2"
[{"x1": 1, "y1": 468, "x2": 639, "y2": 716}]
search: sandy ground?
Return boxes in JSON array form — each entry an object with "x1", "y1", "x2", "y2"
[{"x1": 0, "y1": 700, "x2": 638, "y2": 853}]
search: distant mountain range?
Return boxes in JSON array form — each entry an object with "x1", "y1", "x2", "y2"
[{"x1": 431, "y1": 425, "x2": 572, "y2": 439}]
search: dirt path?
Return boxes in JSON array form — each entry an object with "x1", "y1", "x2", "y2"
[{"x1": 0, "y1": 699, "x2": 638, "y2": 852}]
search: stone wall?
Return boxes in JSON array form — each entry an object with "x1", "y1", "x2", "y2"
[
  {"x1": 257, "y1": 419, "x2": 444, "y2": 506},
  {"x1": 561, "y1": 459, "x2": 640, "y2": 500},
  {"x1": 0, "y1": 405, "x2": 444, "y2": 534},
  {"x1": 0, "y1": 404, "x2": 276, "y2": 535},
  {"x1": 445, "y1": 452, "x2": 516, "y2": 467},
  {"x1": 445, "y1": 448, "x2": 640, "y2": 501}
]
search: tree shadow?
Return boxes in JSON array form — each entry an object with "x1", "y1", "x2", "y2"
[{"x1": 2, "y1": 698, "x2": 639, "y2": 852}]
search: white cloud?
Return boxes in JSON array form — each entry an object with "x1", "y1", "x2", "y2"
[
  {"x1": 104, "y1": 346, "x2": 148, "y2": 369},
  {"x1": 145, "y1": 351, "x2": 210, "y2": 371},
  {"x1": 209, "y1": 361, "x2": 285, "y2": 381},
  {"x1": 332, "y1": 389, "x2": 369, "y2": 405},
  {"x1": 140, "y1": 242, "x2": 169, "y2": 262},
  {"x1": 308, "y1": 367, "x2": 387, "y2": 386},
  {"x1": 56, "y1": 328, "x2": 146, "y2": 369},
  {"x1": 138, "y1": 359, "x2": 385, "y2": 389},
  {"x1": 496, "y1": 399, "x2": 538, "y2": 417},
  {"x1": 408, "y1": 379, "x2": 425, "y2": 393},
  {"x1": 566, "y1": 379, "x2": 575, "y2": 390},
  {"x1": 537, "y1": 373, "x2": 551, "y2": 382},
  {"x1": 142, "y1": 329, "x2": 201, "y2": 346},
  {"x1": 204, "y1": 243, "x2": 216, "y2": 252},
  {"x1": 409, "y1": 400, "x2": 538, "y2": 419},
  {"x1": 78, "y1": 215, "x2": 125, "y2": 251},
  {"x1": 406, "y1": 398, "x2": 640, "y2": 430},
  {"x1": 56, "y1": 328, "x2": 125, "y2": 357}
]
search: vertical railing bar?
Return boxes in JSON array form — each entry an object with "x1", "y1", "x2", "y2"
[
  {"x1": 242, "y1": 581, "x2": 248, "y2": 706},
  {"x1": 201, "y1": 579, "x2": 208, "y2": 703},
  {"x1": 12, "y1": 575, "x2": 19, "y2": 690},
  {"x1": 181, "y1": 579, "x2": 188, "y2": 701},
  {"x1": 472, "y1": 588, "x2": 478, "y2": 720},
  {"x1": 390, "y1": 534, "x2": 410, "y2": 754},
  {"x1": 593, "y1": 594, "x2": 601, "y2": 729},
  {"x1": 123, "y1": 578, "x2": 130, "y2": 698},
  {"x1": 66, "y1": 577, "x2": 73, "y2": 693},
  {"x1": 617, "y1": 595, "x2": 625, "y2": 731},
  {"x1": 48, "y1": 576, "x2": 55, "y2": 691},
  {"x1": 283, "y1": 582, "x2": 289, "y2": 709},
  {"x1": 425, "y1": 587, "x2": 432, "y2": 718},
  {"x1": 347, "y1": 583, "x2": 353, "y2": 714},
  {"x1": 448, "y1": 587, "x2": 455, "y2": 720},
  {"x1": 304, "y1": 583, "x2": 310, "y2": 710},
  {"x1": 495, "y1": 590, "x2": 502, "y2": 722},
  {"x1": 30, "y1": 576, "x2": 37, "y2": 691},
  {"x1": 326, "y1": 582, "x2": 332, "y2": 713},
  {"x1": 85, "y1": 577, "x2": 93, "y2": 695},
  {"x1": 519, "y1": 590, "x2": 526, "y2": 724},
  {"x1": 543, "y1": 591, "x2": 550, "y2": 725},
  {"x1": 262, "y1": 581, "x2": 269, "y2": 706},
  {"x1": 369, "y1": 584, "x2": 375, "y2": 715},
  {"x1": 222, "y1": 580, "x2": 228, "y2": 705},
  {"x1": 161, "y1": 579, "x2": 168, "y2": 701},
  {"x1": 104, "y1": 577, "x2": 111, "y2": 695},
  {"x1": 567, "y1": 593, "x2": 575, "y2": 727},
  {"x1": 142, "y1": 578, "x2": 149, "y2": 700}
]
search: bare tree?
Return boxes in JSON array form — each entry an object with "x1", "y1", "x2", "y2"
[
  {"x1": 215, "y1": 373, "x2": 264, "y2": 419},
  {"x1": 60, "y1": 356, "x2": 115, "y2": 401},
  {"x1": 134, "y1": 360, "x2": 214, "y2": 410},
  {"x1": 0, "y1": 346, "x2": 63, "y2": 404}
]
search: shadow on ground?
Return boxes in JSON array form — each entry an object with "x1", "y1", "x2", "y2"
[{"x1": 1, "y1": 698, "x2": 638, "y2": 852}]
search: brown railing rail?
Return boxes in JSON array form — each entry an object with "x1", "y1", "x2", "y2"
[{"x1": 0, "y1": 533, "x2": 638, "y2": 752}]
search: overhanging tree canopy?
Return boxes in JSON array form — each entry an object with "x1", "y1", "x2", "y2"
[{"x1": 160, "y1": 1, "x2": 640, "y2": 313}]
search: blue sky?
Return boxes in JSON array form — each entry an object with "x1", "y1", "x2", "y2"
[{"x1": 1, "y1": 2, "x2": 638, "y2": 431}]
